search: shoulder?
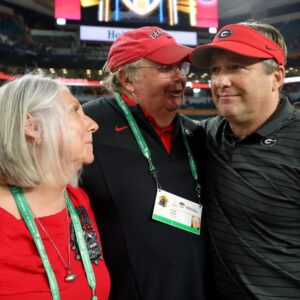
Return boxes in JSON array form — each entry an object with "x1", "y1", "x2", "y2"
[
  {"x1": 179, "y1": 114, "x2": 225, "y2": 138},
  {"x1": 0, "y1": 185, "x2": 21, "y2": 219},
  {"x1": 66, "y1": 184, "x2": 100, "y2": 227},
  {"x1": 178, "y1": 115, "x2": 206, "y2": 152},
  {"x1": 179, "y1": 114, "x2": 198, "y2": 131},
  {"x1": 199, "y1": 115, "x2": 225, "y2": 134},
  {"x1": 66, "y1": 185, "x2": 97, "y2": 225},
  {"x1": 66, "y1": 185, "x2": 90, "y2": 207},
  {"x1": 82, "y1": 96, "x2": 117, "y2": 121},
  {"x1": 293, "y1": 108, "x2": 300, "y2": 120},
  {"x1": 82, "y1": 96, "x2": 113, "y2": 110}
]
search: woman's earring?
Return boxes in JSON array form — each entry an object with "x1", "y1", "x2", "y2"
[{"x1": 36, "y1": 137, "x2": 42, "y2": 146}]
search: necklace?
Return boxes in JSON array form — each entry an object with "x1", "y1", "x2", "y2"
[{"x1": 34, "y1": 208, "x2": 77, "y2": 282}]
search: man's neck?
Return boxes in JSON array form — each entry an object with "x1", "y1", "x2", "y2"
[
  {"x1": 141, "y1": 105, "x2": 177, "y2": 128},
  {"x1": 149, "y1": 110, "x2": 177, "y2": 128},
  {"x1": 229, "y1": 97, "x2": 281, "y2": 139},
  {"x1": 229, "y1": 122, "x2": 259, "y2": 139},
  {"x1": 121, "y1": 93, "x2": 177, "y2": 128},
  {"x1": 230, "y1": 112, "x2": 278, "y2": 139}
]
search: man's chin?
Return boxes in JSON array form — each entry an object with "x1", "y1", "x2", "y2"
[
  {"x1": 168, "y1": 103, "x2": 181, "y2": 112},
  {"x1": 220, "y1": 110, "x2": 241, "y2": 121},
  {"x1": 168, "y1": 96, "x2": 182, "y2": 106}
]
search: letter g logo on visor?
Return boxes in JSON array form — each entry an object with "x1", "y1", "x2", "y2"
[{"x1": 218, "y1": 29, "x2": 232, "y2": 39}]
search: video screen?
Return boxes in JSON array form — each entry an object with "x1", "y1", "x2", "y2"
[{"x1": 55, "y1": 0, "x2": 218, "y2": 30}]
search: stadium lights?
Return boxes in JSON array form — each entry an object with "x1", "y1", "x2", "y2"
[
  {"x1": 56, "y1": 18, "x2": 66, "y2": 25},
  {"x1": 209, "y1": 27, "x2": 217, "y2": 34}
]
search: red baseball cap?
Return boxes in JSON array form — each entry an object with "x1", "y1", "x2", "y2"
[
  {"x1": 107, "y1": 26, "x2": 193, "y2": 72},
  {"x1": 190, "y1": 24, "x2": 285, "y2": 67}
]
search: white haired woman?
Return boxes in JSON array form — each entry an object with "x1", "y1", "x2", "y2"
[{"x1": 0, "y1": 73, "x2": 110, "y2": 300}]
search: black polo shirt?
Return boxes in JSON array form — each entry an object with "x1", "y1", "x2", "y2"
[
  {"x1": 201, "y1": 98, "x2": 300, "y2": 299},
  {"x1": 81, "y1": 97, "x2": 210, "y2": 300}
]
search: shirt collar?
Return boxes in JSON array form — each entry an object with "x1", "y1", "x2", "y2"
[
  {"x1": 121, "y1": 93, "x2": 136, "y2": 106},
  {"x1": 144, "y1": 113, "x2": 174, "y2": 133},
  {"x1": 255, "y1": 98, "x2": 295, "y2": 137},
  {"x1": 120, "y1": 94, "x2": 174, "y2": 132},
  {"x1": 222, "y1": 98, "x2": 295, "y2": 139}
]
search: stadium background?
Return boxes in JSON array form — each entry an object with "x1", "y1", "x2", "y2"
[{"x1": 0, "y1": 0, "x2": 299, "y2": 120}]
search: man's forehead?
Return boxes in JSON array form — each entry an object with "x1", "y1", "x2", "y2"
[{"x1": 209, "y1": 49, "x2": 262, "y2": 65}]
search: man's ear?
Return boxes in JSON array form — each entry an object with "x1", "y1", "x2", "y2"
[
  {"x1": 272, "y1": 65, "x2": 285, "y2": 91},
  {"x1": 118, "y1": 69, "x2": 135, "y2": 94},
  {"x1": 25, "y1": 113, "x2": 41, "y2": 143}
]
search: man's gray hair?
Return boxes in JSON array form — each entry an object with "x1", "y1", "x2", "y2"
[{"x1": 103, "y1": 59, "x2": 143, "y2": 93}]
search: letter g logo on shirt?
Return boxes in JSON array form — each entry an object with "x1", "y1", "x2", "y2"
[{"x1": 261, "y1": 137, "x2": 277, "y2": 146}]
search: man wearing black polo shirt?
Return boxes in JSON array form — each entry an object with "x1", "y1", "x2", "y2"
[
  {"x1": 190, "y1": 20, "x2": 300, "y2": 299},
  {"x1": 80, "y1": 27, "x2": 209, "y2": 299}
]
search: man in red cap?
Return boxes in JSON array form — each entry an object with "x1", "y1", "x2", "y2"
[
  {"x1": 81, "y1": 27, "x2": 210, "y2": 299},
  {"x1": 190, "y1": 20, "x2": 300, "y2": 299}
]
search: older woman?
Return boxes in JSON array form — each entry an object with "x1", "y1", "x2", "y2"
[{"x1": 0, "y1": 73, "x2": 110, "y2": 299}]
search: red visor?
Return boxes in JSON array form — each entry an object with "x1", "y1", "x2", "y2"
[
  {"x1": 108, "y1": 27, "x2": 192, "y2": 72},
  {"x1": 190, "y1": 24, "x2": 285, "y2": 67}
]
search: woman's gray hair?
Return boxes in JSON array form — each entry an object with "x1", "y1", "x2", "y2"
[
  {"x1": 240, "y1": 20, "x2": 288, "y2": 74},
  {"x1": 0, "y1": 72, "x2": 78, "y2": 188},
  {"x1": 103, "y1": 59, "x2": 143, "y2": 93}
]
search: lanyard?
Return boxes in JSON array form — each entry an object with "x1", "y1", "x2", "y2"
[
  {"x1": 114, "y1": 92, "x2": 201, "y2": 203},
  {"x1": 65, "y1": 191, "x2": 97, "y2": 299},
  {"x1": 114, "y1": 92, "x2": 157, "y2": 183},
  {"x1": 180, "y1": 123, "x2": 201, "y2": 201},
  {"x1": 10, "y1": 186, "x2": 97, "y2": 300}
]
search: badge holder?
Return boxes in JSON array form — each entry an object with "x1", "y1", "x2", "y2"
[{"x1": 152, "y1": 189, "x2": 202, "y2": 235}]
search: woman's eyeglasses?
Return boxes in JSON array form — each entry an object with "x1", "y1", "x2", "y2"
[{"x1": 137, "y1": 61, "x2": 190, "y2": 77}]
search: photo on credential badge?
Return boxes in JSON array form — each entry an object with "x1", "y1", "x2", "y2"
[
  {"x1": 158, "y1": 195, "x2": 168, "y2": 207},
  {"x1": 191, "y1": 215, "x2": 201, "y2": 230}
]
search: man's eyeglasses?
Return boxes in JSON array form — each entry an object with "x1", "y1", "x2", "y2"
[{"x1": 137, "y1": 61, "x2": 190, "y2": 77}]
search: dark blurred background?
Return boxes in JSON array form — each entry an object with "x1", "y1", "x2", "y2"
[{"x1": 0, "y1": 0, "x2": 299, "y2": 119}]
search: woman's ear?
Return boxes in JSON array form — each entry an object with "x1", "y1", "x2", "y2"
[
  {"x1": 118, "y1": 69, "x2": 135, "y2": 94},
  {"x1": 25, "y1": 113, "x2": 41, "y2": 143}
]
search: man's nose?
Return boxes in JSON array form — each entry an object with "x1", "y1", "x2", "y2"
[{"x1": 212, "y1": 72, "x2": 231, "y2": 88}]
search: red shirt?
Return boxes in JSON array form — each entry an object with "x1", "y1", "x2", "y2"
[
  {"x1": 0, "y1": 185, "x2": 110, "y2": 299},
  {"x1": 121, "y1": 94, "x2": 173, "y2": 154}
]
